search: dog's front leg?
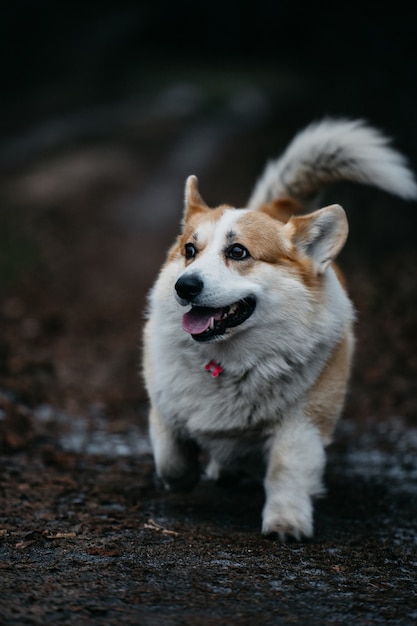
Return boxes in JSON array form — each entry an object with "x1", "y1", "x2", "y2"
[
  {"x1": 149, "y1": 406, "x2": 201, "y2": 492},
  {"x1": 262, "y1": 415, "x2": 326, "y2": 541}
]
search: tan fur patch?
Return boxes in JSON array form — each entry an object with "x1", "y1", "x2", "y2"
[
  {"x1": 234, "y1": 212, "x2": 293, "y2": 264},
  {"x1": 306, "y1": 334, "x2": 354, "y2": 441},
  {"x1": 258, "y1": 197, "x2": 306, "y2": 223}
]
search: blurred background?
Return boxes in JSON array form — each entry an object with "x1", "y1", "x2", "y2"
[{"x1": 0, "y1": 1, "x2": 416, "y2": 450}]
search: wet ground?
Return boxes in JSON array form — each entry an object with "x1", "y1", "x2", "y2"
[{"x1": 1, "y1": 72, "x2": 417, "y2": 624}]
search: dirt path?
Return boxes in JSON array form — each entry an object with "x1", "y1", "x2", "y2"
[{"x1": 1, "y1": 415, "x2": 416, "y2": 625}]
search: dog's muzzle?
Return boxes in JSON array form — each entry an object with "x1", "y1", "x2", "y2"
[{"x1": 174, "y1": 277, "x2": 255, "y2": 343}]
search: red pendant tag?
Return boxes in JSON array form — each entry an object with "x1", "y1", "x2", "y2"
[{"x1": 205, "y1": 360, "x2": 223, "y2": 378}]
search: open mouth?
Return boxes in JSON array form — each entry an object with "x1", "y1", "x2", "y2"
[{"x1": 182, "y1": 297, "x2": 256, "y2": 342}]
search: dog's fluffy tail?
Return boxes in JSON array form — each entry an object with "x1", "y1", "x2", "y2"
[{"x1": 247, "y1": 118, "x2": 417, "y2": 210}]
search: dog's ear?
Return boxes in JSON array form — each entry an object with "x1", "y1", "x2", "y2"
[
  {"x1": 284, "y1": 204, "x2": 348, "y2": 273},
  {"x1": 183, "y1": 175, "x2": 210, "y2": 223}
]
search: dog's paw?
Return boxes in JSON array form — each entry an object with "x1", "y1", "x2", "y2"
[
  {"x1": 159, "y1": 464, "x2": 200, "y2": 492},
  {"x1": 205, "y1": 458, "x2": 222, "y2": 481},
  {"x1": 158, "y1": 453, "x2": 201, "y2": 492},
  {"x1": 154, "y1": 438, "x2": 201, "y2": 492},
  {"x1": 261, "y1": 493, "x2": 313, "y2": 541},
  {"x1": 157, "y1": 450, "x2": 201, "y2": 493}
]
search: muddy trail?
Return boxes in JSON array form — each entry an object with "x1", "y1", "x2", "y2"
[{"x1": 0, "y1": 76, "x2": 417, "y2": 625}]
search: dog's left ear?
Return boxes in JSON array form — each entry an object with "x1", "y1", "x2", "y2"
[
  {"x1": 183, "y1": 175, "x2": 210, "y2": 223},
  {"x1": 284, "y1": 204, "x2": 348, "y2": 273}
]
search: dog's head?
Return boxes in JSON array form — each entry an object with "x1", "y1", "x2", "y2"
[{"x1": 171, "y1": 176, "x2": 348, "y2": 343}]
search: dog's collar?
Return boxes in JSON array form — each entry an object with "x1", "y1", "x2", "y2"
[{"x1": 205, "y1": 360, "x2": 223, "y2": 378}]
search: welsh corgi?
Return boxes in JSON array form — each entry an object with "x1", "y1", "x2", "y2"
[{"x1": 142, "y1": 118, "x2": 416, "y2": 540}]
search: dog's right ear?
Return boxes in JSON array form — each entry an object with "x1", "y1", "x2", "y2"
[
  {"x1": 284, "y1": 204, "x2": 348, "y2": 274},
  {"x1": 183, "y1": 175, "x2": 210, "y2": 224}
]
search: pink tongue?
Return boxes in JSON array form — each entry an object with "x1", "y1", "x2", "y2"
[{"x1": 182, "y1": 307, "x2": 223, "y2": 334}]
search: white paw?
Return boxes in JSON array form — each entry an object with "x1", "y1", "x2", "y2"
[
  {"x1": 261, "y1": 493, "x2": 313, "y2": 541},
  {"x1": 154, "y1": 440, "x2": 201, "y2": 492},
  {"x1": 205, "y1": 458, "x2": 225, "y2": 481}
]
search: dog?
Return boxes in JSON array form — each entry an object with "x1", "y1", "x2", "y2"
[{"x1": 142, "y1": 118, "x2": 417, "y2": 540}]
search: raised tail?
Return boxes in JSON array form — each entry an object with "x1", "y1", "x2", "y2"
[{"x1": 247, "y1": 118, "x2": 417, "y2": 211}]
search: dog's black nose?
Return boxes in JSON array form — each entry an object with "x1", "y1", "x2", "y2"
[{"x1": 175, "y1": 274, "x2": 204, "y2": 302}]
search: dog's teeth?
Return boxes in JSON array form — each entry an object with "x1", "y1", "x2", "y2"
[{"x1": 209, "y1": 317, "x2": 215, "y2": 329}]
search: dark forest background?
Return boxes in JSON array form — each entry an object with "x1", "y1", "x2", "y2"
[
  {"x1": 2, "y1": 2, "x2": 417, "y2": 140},
  {"x1": 0, "y1": 2, "x2": 416, "y2": 418}
]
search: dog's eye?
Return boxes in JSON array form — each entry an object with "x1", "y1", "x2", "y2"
[
  {"x1": 184, "y1": 243, "x2": 197, "y2": 259},
  {"x1": 226, "y1": 244, "x2": 250, "y2": 260}
]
